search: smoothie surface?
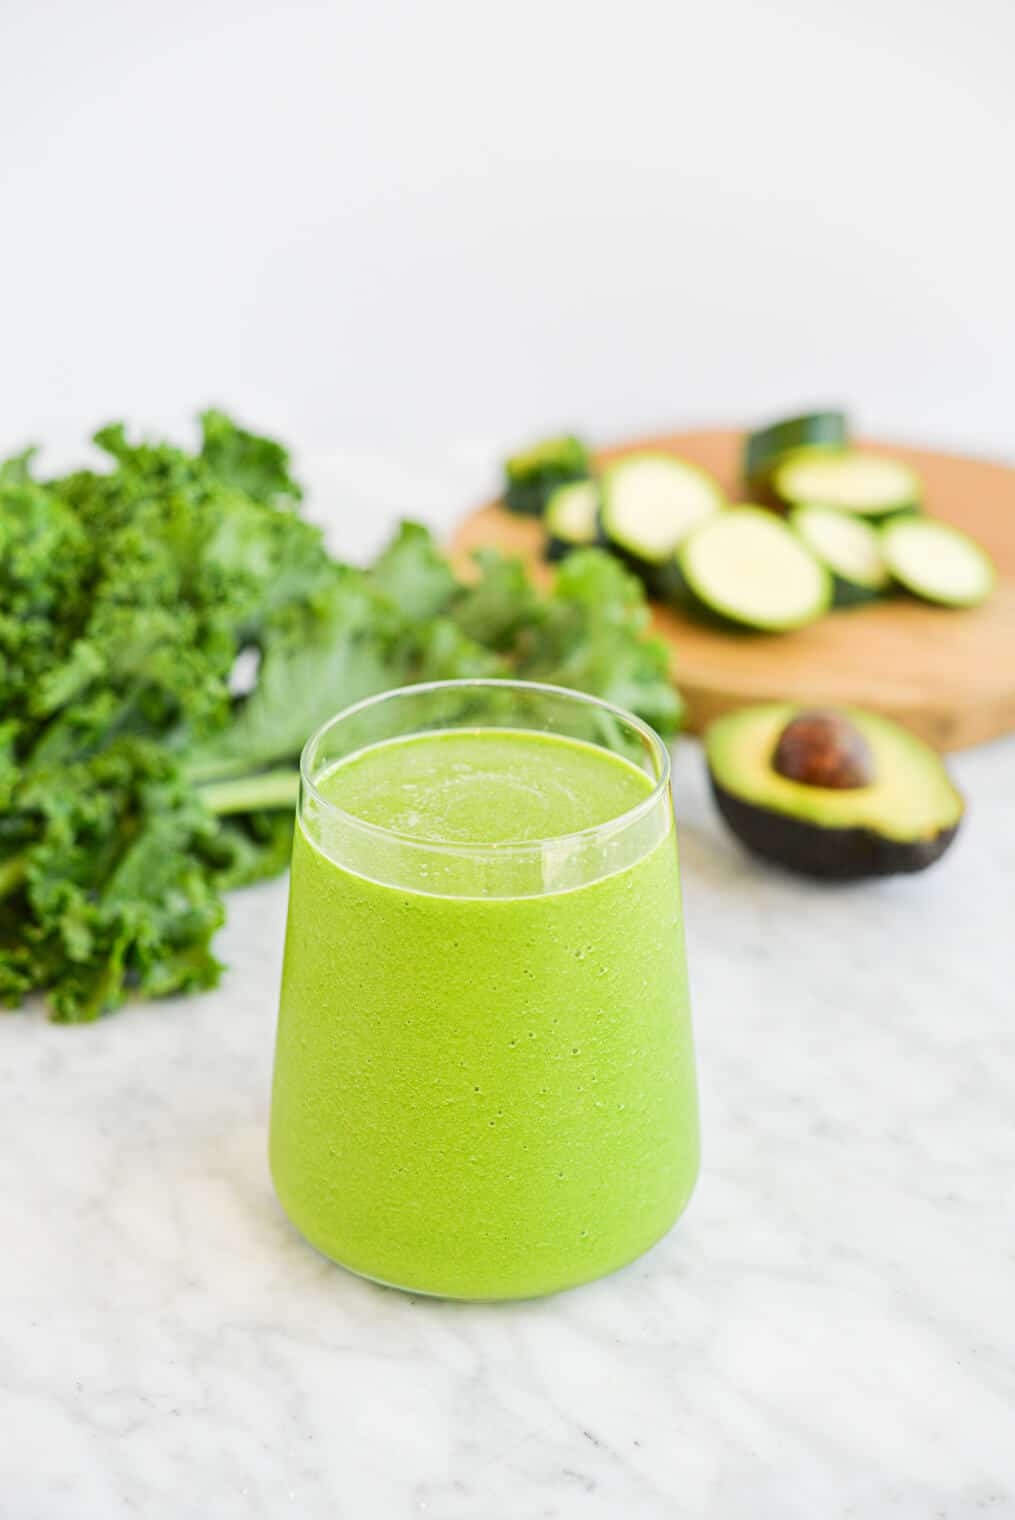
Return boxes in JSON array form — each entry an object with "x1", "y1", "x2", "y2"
[{"x1": 314, "y1": 728, "x2": 656, "y2": 845}]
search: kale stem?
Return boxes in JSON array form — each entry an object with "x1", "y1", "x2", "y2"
[
  {"x1": 184, "y1": 755, "x2": 261, "y2": 785},
  {"x1": 197, "y1": 769, "x2": 300, "y2": 816}
]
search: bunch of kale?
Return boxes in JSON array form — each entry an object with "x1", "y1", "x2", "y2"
[{"x1": 0, "y1": 413, "x2": 681, "y2": 1021}]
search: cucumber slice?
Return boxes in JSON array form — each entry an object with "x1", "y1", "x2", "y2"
[
  {"x1": 791, "y1": 504, "x2": 890, "y2": 606},
  {"x1": 744, "y1": 411, "x2": 848, "y2": 492},
  {"x1": 772, "y1": 451, "x2": 920, "y2": 519},
  {"x1": 881, "y1": 517, "x2": 995, "y2": 608},
  {"x1": 601, "y1": 453, "x2": 723, "y2": 592},
  {"x1": 679, "y1": 507, "x2": 831, "y2": 632},
  {"x1": 544, "y1": 480, "x2": 601, "y2": 561},
  {"x1": 504, "y1": 434, "x2": 590, "y2": 516}
]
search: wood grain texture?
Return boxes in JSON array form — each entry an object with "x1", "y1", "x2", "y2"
[{"x1": 450, "y1": 429, "x2": 1015, "y2": 751}]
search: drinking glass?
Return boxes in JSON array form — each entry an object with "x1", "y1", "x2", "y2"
[{"x1": 269, "y1": 679, "x2": 699, "y2": 1299}]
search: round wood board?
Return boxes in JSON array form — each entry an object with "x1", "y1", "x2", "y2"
[{"x1": 450, "y1": 429, "x2": 1015, "y2": 751}]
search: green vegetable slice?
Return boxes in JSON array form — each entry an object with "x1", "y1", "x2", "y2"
[
  {"x1": 791, "y1": 505, "x2": 889, "y2": 605},
  {"x1": 600, "y1": 452, "x2": 723, "y2": 577},
  {"x1": 544, "y1": 480, "x2": 600, "y2": 561},
  {"x1": 678, "y1": 507, "x2": 831, "y2": 632},
  {"x1": 772, "y1": 451, "x2": 920, "y2": 518},
  {"x1": 881, "y1": 516, "x2": 995, "y2": 608},
  {"x1": 503, "y1": 434, "x2": 590, "y2": 516},
  {"x1": 743, "y1": 411, "x2": 848, "y2": 492}
]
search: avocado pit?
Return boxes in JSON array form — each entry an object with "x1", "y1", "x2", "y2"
[{"x1": 772, "y1": 710, "x2": 875, "y2": 790}]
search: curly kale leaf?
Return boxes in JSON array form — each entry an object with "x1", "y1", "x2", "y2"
[
  {"x1": 199, "y1": 408, "x2": 303, "y2": 509},
  {"x1": 453, "y1": 546, "x2": 683, "y2": 735},
  {"x1": 0, "y1": 414, "x2": 682, "y2": 1023},
  {"x1": 1, "y1": 740, "x2": 225, "y2": 1022}
]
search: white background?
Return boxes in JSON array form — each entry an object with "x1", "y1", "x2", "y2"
[{"x1": 1, "y1": 0, "x2": 1013, "y2": 540}]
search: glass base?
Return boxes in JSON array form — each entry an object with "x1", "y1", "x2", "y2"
[{"x1": 273, "y1": 1174, "x2": 698, "y2": 1303}]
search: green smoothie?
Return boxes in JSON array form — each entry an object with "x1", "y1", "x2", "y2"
[{"x1": 270, "y1": 727, "x2": 699, "y2": 1299}]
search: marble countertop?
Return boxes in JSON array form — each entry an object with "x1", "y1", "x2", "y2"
[
  {"x1": 2, "y1": 474, "x2": 1014, "y2": 1518},
  {"x1": 4, "y1": 731, "x2": 1013, "y2": 1518}
]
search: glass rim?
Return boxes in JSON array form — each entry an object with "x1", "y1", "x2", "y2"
[{"x1": 298, "y1": 678, "x2": 672, "y2": 859}]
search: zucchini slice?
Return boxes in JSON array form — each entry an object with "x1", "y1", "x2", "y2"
[
  {"x1": 543, "y1": 480, "x2": 601, "y2": 561},
  {"x1": 881, "y1": 517, "x2": 995, "y2": 608},
  {"x1": 504, "y1": 434, "x2": 590, "y2": 516},
  {"x1": 772, "y1": 451, "x2": 920, "y2": 519},
  {"x1": 679, "y1": 507, "x2": 831, "y2": 632},
  {"x1": 744, "y1": 411, "x2": 848, "y2": 493},
  {"x1": 601, "y1": 453, "x2": 723, "y2": 590},
  {"x1": 791, "y1": 504, "x2": 890, "y2": 606}
]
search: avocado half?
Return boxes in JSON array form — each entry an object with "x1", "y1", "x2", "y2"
[{"x1": 705, "y1": 704, "x2": 963, "y2": 879}]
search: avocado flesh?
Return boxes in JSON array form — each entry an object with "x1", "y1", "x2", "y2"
[{"x1": 705, "y1": 704, "x2": 963, "y2": 878}]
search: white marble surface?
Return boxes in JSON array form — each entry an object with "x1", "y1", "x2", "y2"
[{"x1": 3, "y1": 707, "x2": 1014, "y2": 1517}]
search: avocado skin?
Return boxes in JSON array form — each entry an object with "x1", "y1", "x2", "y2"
[{"x1": 709, "y1": 777, "x2": 960, "y2": 880}]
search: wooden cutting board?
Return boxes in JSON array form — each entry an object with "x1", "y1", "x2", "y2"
[{"x1": 450, "y1": 429, "x2": 1015, "y2": 751}]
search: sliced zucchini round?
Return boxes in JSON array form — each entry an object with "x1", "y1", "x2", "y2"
[
  {"x1": 772, "y1": 451, "x2": 920, "y2": 519},
  {"x1": 543, "y1": 480, "x2": 601, "y2": 561},
  {"x1": 791, "y1": 504, "x2": 890, "y2": 606},
  {"x1": 600, "y1": 453, "x2": 723, "y2": 588},
  {"x1": 744, "y1": 411, "x2": 848, "y2": 493},
  {"x1": 679, "y1": 507, "x2": 831, "y2": 632},
  {"x1": 881, "y1": 516, "x2": 995, "y2": 609},
  {"x1": 503, "y1": 434, "x2": 590, "y2": 516}
]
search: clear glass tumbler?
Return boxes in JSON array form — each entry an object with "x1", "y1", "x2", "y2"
[{"x1": 269, "y1": 679, "x2": 699, "y2": 1299}]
